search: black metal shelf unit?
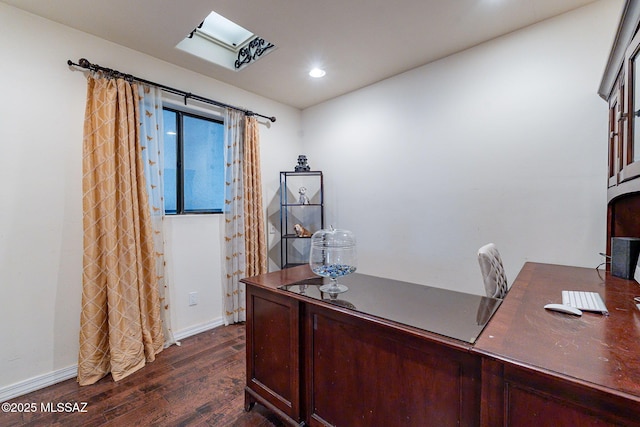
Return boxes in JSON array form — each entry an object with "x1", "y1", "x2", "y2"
[{"x1": 279, "y1": 171, "x2": 324, "y2": 268}]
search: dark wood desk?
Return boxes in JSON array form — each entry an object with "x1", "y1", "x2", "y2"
[
  {"x1": 242, "y1": 263, "x2": 640, "y2": 426},
  {"x1": 242, "y1": 266, "x2": 500, "y2": 426},
  {"x1": 474, "y1": 262, "x2": 640, "y2": 426}
]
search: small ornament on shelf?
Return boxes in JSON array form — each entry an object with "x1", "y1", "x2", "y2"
[
  {"x1": 298, "y1": 186, "x2": 310, "y2": 204},
  {"x1": 294, "y1": 223, "x2": 312, "y2": 237},
  {"x1": 295, "y1": 155, "x2": 311, "y2": 171}
]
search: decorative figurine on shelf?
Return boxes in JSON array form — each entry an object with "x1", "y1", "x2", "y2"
[
  {"x1": 294, "y1": 223, "x2": 312, "y2": 237},
  {"x1": 295, "y1": 155, "x2": 311, "y2": 172},
  {"x1": 298, "y1": 186, "x2": 310, "y2": 205}
]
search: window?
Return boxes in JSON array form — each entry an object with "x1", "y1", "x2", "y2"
[{"x1": 163, "y1": 107, "x2": 225, "y2": 214}]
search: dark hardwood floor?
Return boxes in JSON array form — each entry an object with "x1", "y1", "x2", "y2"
[{"x1": 1, "y1": 324, "x2": 284, "y2": 426}]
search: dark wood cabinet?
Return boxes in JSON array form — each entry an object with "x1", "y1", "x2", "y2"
[
  {"x1": 303, "y1": 303, "x2": 481, "y2": 427},
  {"x1": 245, "y1": 285, "x2": 301, "y2": 423},
  {"x1": 481, "y1": 359, "x2": 640, "y2": 427},
  {"x1": 600, "y1": 1, "x2": 640, "y2": 258}
]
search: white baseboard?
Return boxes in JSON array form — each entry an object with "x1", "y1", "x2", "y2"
[
  {"x1": 172, "y1": 317, "x2": 225, "y2": 342},
  {"x1": 0, "y1": 365, "x2": 78, "y2": 403},
  {"x1": 0, "y1": 317, "x2": 225, "y2": 403}
]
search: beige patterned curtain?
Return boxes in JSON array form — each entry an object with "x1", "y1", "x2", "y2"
[
  {"x1": 78, "y1": 76, "x2": 164, "y2": 386},
  {"x1": 243, "y1": 116, "x2": 267, "y2": 277},
  {"x1": 137, "y1": 85, "x2": 177, "y2": 348},
  {"x1": 223, "y1": 112, "x2": 267, "y2": 324},
  {"x1": 223, "y1": 109, "x2": 246, "y2": 324}
]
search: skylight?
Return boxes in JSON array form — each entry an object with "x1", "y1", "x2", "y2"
[
  {"x1": 197, "y1": 11, "x2": 254, "y2": 50},
  {"x1": 176, "y1": 11, "x2": 275, "y2": 72}
]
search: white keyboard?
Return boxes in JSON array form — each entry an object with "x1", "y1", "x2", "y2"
[{"x1": 562, "y1": 290, "x2": 608, "y2": 314}]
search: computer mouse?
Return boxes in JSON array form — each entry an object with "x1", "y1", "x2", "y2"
[{"x1": 544, "y1": 303, "x2": 582, "y2": 316}]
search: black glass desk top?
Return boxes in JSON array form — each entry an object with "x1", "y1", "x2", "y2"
[{"x1": 280, "y1": 272, "x2": 501, "y2": 344}]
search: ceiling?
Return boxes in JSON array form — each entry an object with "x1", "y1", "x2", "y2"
[{"x1": 3, "y1": 0, "x2": 603, "y2": 109}]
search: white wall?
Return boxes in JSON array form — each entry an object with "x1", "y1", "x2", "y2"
[
  {"x1": 301, "y1": 0, "x2": 622, "y2": 295},
  {"x1": 0, "y1": 3, "x2": 301, "y2": 399}
]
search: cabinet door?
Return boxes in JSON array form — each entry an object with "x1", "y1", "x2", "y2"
[
  {"x1": 619, "y1": 30, "x2": 640, "y2": 182},
  {"x1": 608, "y1": 81, "x2": 624, "y2": 187},
  {"x1": 304, "y1": 305, "x2": 481, "y2": 427},
  {"x1": 245, "y1": 285, "x2": 301, "y2": 423},
  {"x1": 481, "y1": 360, "x2": 640, "y2": 427}
]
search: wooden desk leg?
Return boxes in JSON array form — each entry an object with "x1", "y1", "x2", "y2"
[{"x1": 244, "y1": 388, "x2": 256, "y2": 412}]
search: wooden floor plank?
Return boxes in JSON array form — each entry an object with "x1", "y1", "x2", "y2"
[{"x1": 0, "y1": 325, "x2": 283, "y2": 427}]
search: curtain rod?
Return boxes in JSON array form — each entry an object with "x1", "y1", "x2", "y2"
[{"x1": 67, "y1": 58, "x2": 276, "y2": 123}]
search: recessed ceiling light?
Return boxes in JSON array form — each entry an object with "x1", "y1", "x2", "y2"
[{"x1": 309, "y1": 68, "x2": 326, "y2": 78}]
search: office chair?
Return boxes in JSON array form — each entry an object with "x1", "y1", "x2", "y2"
[{"x1": 477, "y1": 243, "x2": 509, "y2": 299}]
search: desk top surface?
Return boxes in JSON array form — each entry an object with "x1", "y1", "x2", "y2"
[
  {"x1": 242, "y1": 265, "x2": 501, "y2": 345},
  {"x1": 280, "y1": 273, "x2": 501, "y2": 344},
  {"x1": 474, "y1": 262, "x2": 640, "y2": 400}
]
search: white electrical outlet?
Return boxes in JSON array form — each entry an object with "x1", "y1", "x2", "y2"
[{"x1": 188, "y1": 292, "x2": 198, "y2": 306}]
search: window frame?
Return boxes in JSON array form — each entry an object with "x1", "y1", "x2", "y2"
[{"x1": 163, "y1": 105, "x2": 225, "y2": 215}]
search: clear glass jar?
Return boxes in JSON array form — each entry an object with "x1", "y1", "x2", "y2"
[{"x1": 309, "y1": 227, "x2": 357, "y2": 294}]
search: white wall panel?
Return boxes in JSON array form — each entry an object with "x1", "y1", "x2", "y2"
[{"x1": 301, "y1": 0, "x2": 621, "y2": 295}]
